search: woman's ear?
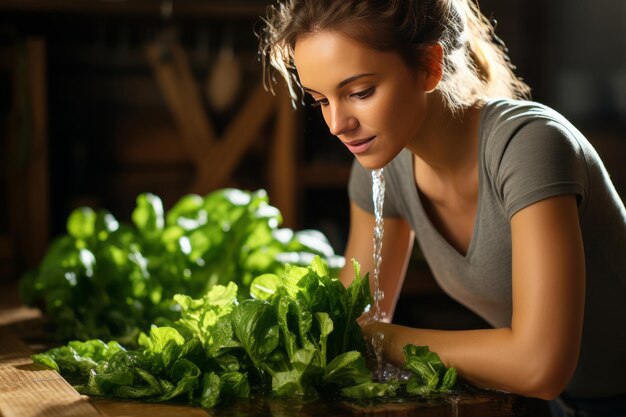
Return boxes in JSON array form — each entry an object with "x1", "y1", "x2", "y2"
[{"x1": 420, "y1": 43, "x2": 444, "y2": 93}]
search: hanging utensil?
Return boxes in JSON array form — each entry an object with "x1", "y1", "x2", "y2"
[{"x1": 206, "y1": 28, "x2": 241, "y2": 113}]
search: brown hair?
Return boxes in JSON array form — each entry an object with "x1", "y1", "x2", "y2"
[{"x1": 257, "y1": 0, "x2": 530, "y2": 110}]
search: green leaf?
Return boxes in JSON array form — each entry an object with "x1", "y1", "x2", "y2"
[
  {"x1": 136, "y1": 368, "x2": 165, "y2": 395},
  {"x1": 272, "y1": 369, "x2": 301, "y2": 396},
  {"x1": 174, "y1": 283, "x2": 238, "y2": 348},
  {"x1": 441, "y1": 367, "x2": 457, "y2": 391},
  {"x1": 30, "y1": 345, "x2": 99, "y2": 376},
  {"x1": 281, "y1": 264, "x2": 309, "y2": 299},
  {"x1": 220, "y1": 372, "x2": 250, "y2": 401},
  {"x1": 205, "y1": 317, "x2": 241, "y2": 357},
  {"x1": 403, "y1": 344, "x2": 456, "y2": 395},
  {"x1": 32, "y1": 353, "x2": 60, "y2": 372},
  {"x1": 325, "y1": 259, "x2": 370, "y2": 361},
  {"x1": 166, "y1": 194, "x2": 206, "y2": 230},
  {"x1": 315, "y1": 312, "x2": 333, "y2": 368},
  {"x1": 93, "y1": 351, "x2": 152, "y2": 393},
  {"x1": 200, "y1": 372, "x2": 222, "y2": 408},
  {"x1": 232, "y1": 300, "x2": 280, "y2": 367},
  {"x1": 310, "y1": 255, "x2": 330, "y2": 278},
  {"x1": 214, "y1": 354, "x2": 240, "y2": 372},
  {"x1": 114, "y1": 385, "x2": 159, "y2": 398},
  {"x1": 323, "y1": 351, "x2": 372, "y2": 388},
  {"x1": 275, "y1": 294, "x2": 297, "y2": 360},
  {"x1": 67, "y1": 207, "x2": 97, "y2": 240},
  {"x1": 340, "y1": 381, "x2": 394, "y2": 400},
  {"x1": 67, "y1": 339, "x2": 125, "y2": 362},
  {"x1": 159, "y1": 358, "x2": 201, "y2": 401},
  {"x1": 272, "y1": 348, "x2": 323, "y2": 397},
  {"x1": 132, "y1": 193, "x2": 164, "y2": 237},
  {"x1": 250, "y1": 274, "x2": 280, "y2": 300},
  {"x1": 139, "y1": 326, "x2": 185, "y2": 369},
  {"x1": 94, "y1": 210, "x2": 120, "y2": 241}
]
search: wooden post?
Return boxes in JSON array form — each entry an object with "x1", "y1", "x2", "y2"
[
  {"x1": 25, "y1": 39, "x2": 49, "y2": 266},
  {"x1": 268, "y1": 82, "x2": 298, "y2": 229},
  {"x1": 6, "y1": 38, "x2": 49, "y2": 269}
]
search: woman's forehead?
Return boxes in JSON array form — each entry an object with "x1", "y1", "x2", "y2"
[{"x1": 294, "y1": 31, "x2": 401, "y2": 91}]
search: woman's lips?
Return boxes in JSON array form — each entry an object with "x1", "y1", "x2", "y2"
[{"x1": 343, "y1": 136, "x2": 376, "y2": 154}]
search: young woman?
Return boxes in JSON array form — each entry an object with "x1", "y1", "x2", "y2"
[{"x1": 258, "y1": 1, "x2": 626, "y2": 415}]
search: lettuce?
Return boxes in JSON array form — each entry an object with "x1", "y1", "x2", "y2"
[
  {"x1": 32, "y1": 256, "x2": 457, "y2": 408},
  {"x1": 20, "y1": 189, "x2": 343, "y2": 343}
]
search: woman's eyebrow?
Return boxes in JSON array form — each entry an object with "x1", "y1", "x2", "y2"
[
  {"x1": 302, "y1": 73, "x2": 375, "y2": 94},
  {"x1": 337, "y1": 73, "x2": 375, "y2": 88}
]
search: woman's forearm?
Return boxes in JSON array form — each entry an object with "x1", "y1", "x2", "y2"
[{"x1": 364, "y1": 321, "x2": 571, "y2": 400}]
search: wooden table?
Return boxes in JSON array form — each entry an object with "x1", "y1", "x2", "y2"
[{"x1": 0, "y1": 281, "x2": 546, "y2": 417}]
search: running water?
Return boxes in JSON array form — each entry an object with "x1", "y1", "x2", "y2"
[
  {"x1": 371, "y1": 168, "x2": 385, "y2": 320},
  {"x1": 446, "y1": 394, "x2": 461, "y2": 417},
  {"x1": 371, "y1": 168, "x2": 385, "y2": 380}
]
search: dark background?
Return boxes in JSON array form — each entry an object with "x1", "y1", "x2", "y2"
[{"x1": 1, "y1": 0, "x2": 625, "y2": 328}]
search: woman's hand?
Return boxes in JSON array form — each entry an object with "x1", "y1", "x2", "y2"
[
  {"x1": 355, "y1": 305, "x2": 384, "y2": 337},
  {"x1": 358, "y1": 314, "x2": 402, "y2": 365}
]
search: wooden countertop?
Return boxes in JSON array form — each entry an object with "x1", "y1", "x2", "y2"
[{"x1": 0, "y1": 280, "x2": 543, "y2": 417}]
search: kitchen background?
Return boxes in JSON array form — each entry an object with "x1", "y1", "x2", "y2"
[{"x1": 1, "y1": 0, "x2": 625, "y2": 329}]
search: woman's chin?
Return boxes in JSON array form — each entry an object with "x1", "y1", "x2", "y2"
[{"x1": 355, "y1": 154, "x2": 392, "y2": 171}]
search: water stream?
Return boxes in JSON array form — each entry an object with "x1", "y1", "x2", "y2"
[
  {"x1": 371, "y1": 168, "x2": 385, "y2": 381},
  {"x1": 446, "y1": 394, "x2": 461, "y2": 417}
]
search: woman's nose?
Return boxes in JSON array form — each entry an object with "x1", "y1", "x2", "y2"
[{"x1": 327, "y1": 105, "x2": 358, "y2": 136}]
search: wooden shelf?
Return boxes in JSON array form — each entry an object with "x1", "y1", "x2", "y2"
[{"x1": 0, "y1": 0, "x2": 267, "y2": 18}]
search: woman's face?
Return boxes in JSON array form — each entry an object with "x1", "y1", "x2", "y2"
[{"x1": 293, "y1": 30, "x2": 429, "y2": 169}]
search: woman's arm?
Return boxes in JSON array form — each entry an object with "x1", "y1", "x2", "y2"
[
  {"x1": 362, "y1": 194, "x2": 585, "y2": 400},
  {"x1": 340, "y1": 201, "x2": 415, "y2": 322}
]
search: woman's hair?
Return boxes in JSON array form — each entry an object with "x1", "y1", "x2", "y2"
[{"x1": 257, "y1": 0, "x2": 530, "y2": 110}]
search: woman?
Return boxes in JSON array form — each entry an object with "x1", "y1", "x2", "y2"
[{"x1": 258, "y1": 1, "x2": 626, "y2": 415}]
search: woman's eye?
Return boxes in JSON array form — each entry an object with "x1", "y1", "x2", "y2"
[
  {"x1": 351, "y1": 87, "x2": 375, "y2": 100},
  {"x1": 310, "y1": 98, "x2": 329, "y2": 108}
]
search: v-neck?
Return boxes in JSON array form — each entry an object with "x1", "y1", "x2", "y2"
[{"x1": 408, "y1": 107, "x2": 487, "y2": 262}]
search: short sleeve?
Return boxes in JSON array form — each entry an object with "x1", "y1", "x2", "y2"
[{"x1": 495, "y1": 119, "x2": 588, "y2": 219}]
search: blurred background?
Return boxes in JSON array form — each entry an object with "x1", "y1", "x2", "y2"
[{"x1": 1, "y1": 0, "x2": 625, "y2": 329}]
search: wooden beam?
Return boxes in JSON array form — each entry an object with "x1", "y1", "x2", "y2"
[
  {"x1": 146, "y1": 41, "x2": 216, "y2": 163},
  {"x1": 192, "y1": 82, "x2": 275, "y2": 193}
]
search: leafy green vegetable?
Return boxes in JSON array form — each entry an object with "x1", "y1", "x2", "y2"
[
  {"x1": 20, "y1": 189, "x2": 344, "y2": 343},
  {"x1": 322, "y1": 351, "x2": 372, "y2": 388},
  {"x1": 31, "y1": 257, "x2": 457, "y2": 409},
  {"x1": 340, "y1": 381, "x2": 397, "y2": 400},
  {"x1": 403, "y1": 345, "x2": 457, "y2": 395},
  {"x1": 173, "y1": 281, "x2": 238, "y2": 345},
  {"x1": 231, "y1": 299, "x2": 280, "y2": 370}
]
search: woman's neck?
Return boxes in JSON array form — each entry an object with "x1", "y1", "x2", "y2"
[{"x1": 407, "y1": 94, "x2": 482, "y2": 182}]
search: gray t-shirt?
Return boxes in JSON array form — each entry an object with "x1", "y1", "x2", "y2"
[{"x1": 348, "y1": 99, "x2": 626, "y2": 398}]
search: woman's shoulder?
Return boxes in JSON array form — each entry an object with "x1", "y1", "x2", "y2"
[
  {"x1": 480, "y1": 98, "x2": 572, "y2": 130},
  {"x1": 479, "y1": 98, "x2": 588, "y2": 157},
  {"x1": 479, "y1": 98, "x2": 594, "y2": 193}
]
